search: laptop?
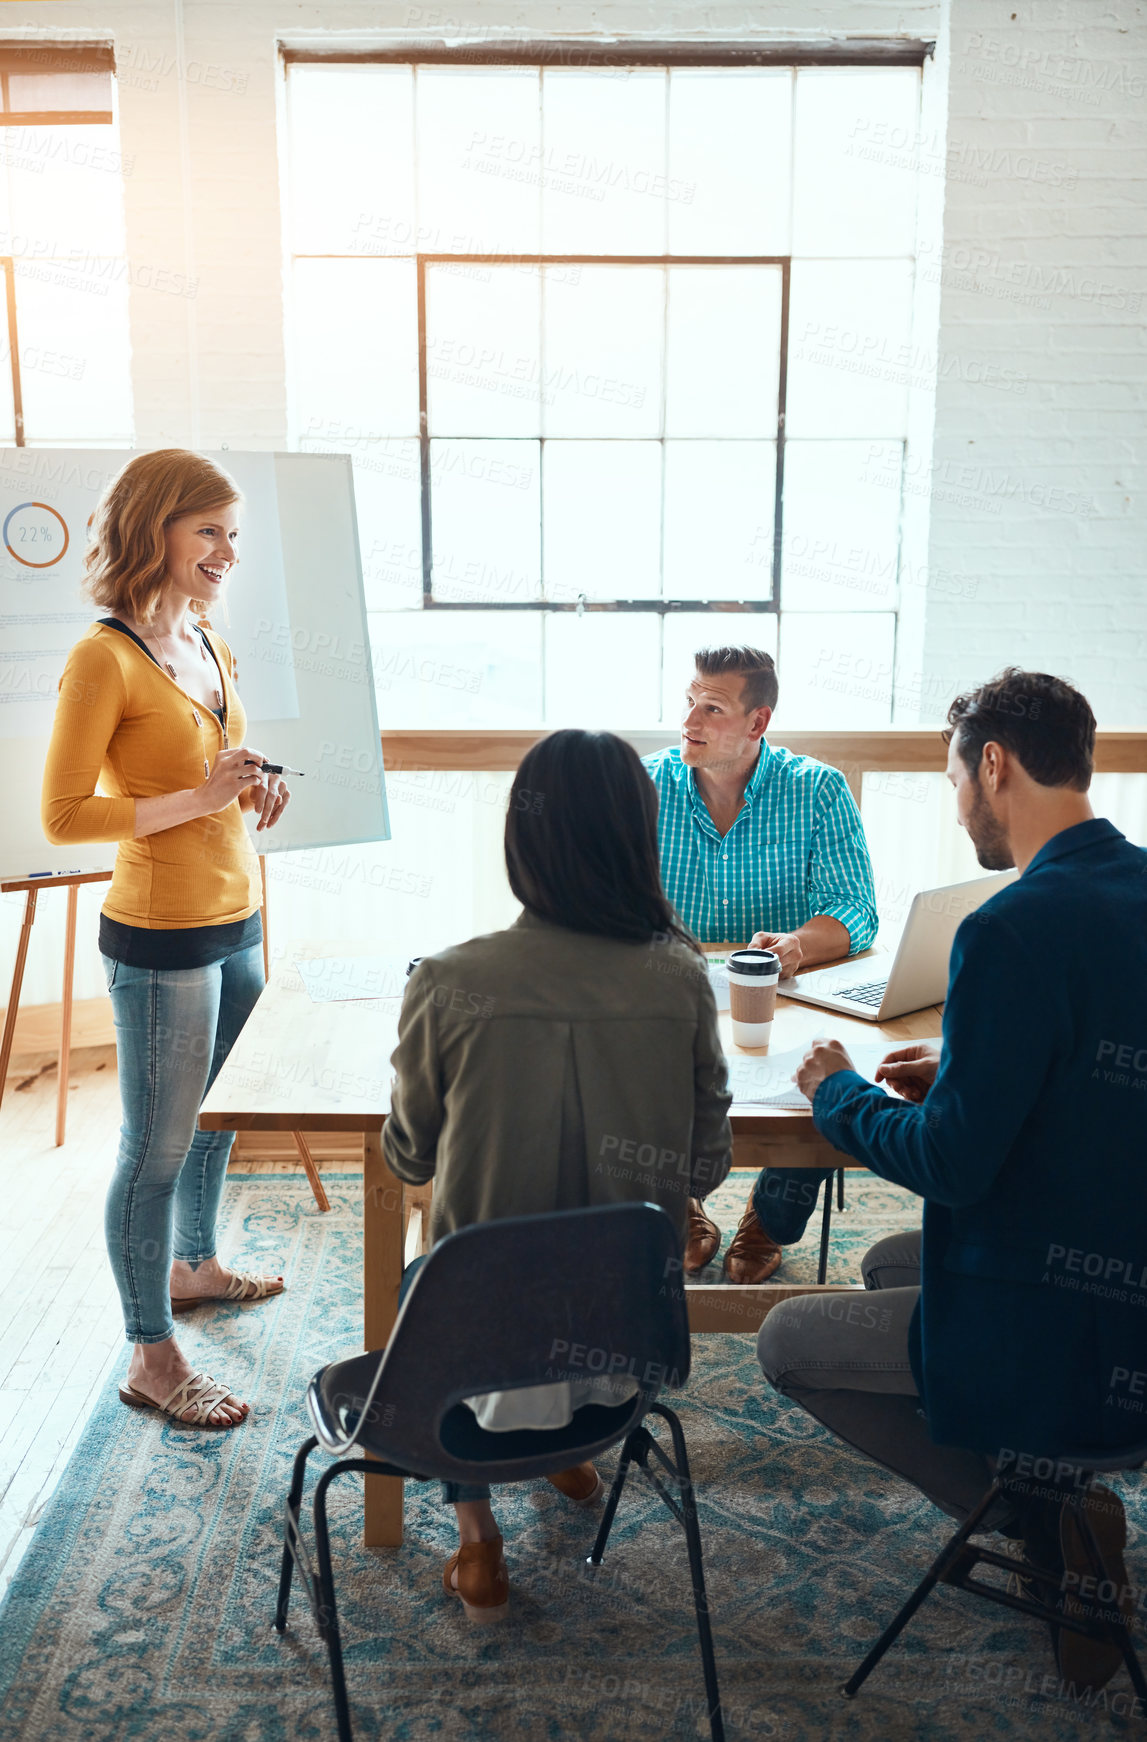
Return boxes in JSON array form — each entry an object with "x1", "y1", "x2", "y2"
[{"x1": 780, "y1": 871, "x2": 1018, "y2": 1021}]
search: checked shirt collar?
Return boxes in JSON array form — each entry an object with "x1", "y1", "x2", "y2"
[{"x1": 679, "y1": 738, "x2": 775, "y2": 842}]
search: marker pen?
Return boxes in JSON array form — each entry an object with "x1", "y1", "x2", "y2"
[{"x1": 244, "y1": 760, "x2": 305, "y2": 776}]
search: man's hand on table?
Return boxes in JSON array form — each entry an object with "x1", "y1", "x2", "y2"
[
  {"x1": 748, "y1": 929, "x2": 802, "y2": 978},
  {"x1": 875, "y1": 1042, "x2": 941, "y2": 1104},
  {"x1": 795, "y1": 1038, "x2": 856, "y2": 1100}
]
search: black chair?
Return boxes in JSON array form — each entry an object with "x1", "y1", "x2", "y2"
[
  {"x1": 815, "y1": 1169, "x2": 848, "y2": 1285},
  {"x1": 843, "y1": 1439, "x2": 1147, "y2": 1701},
  {"x1": 274, "y1": 1203, "x2": 725, "y2": 1742}
]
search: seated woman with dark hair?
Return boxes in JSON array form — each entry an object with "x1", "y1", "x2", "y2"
[{"x1": 383, "y1": 728, "x2": 733, "y2": 1621}]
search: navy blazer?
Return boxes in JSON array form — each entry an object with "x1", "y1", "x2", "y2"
[{"x1": 812, "y1": 818, "x2": 1147, "y2": 1460}]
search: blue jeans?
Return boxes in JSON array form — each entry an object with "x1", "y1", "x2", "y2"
[
  {"x1": 102, "y1": 944, "x2": 265, "y2": 1343},
  {"x1": 752, "y1": 1166, "x2": 834, "y2": 1245},
  {"x1": 399, "y1": 1256, "x2": 488, "y2": 1504}
]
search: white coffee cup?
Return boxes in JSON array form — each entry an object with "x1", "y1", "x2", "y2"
[{"x1": 727, "y1": 948, "x2": 781, "y2": 1048}]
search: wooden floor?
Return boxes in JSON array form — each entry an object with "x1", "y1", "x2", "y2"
[{"x1": 0, "y1": 1044, "x2": 352, "y2": 1604}]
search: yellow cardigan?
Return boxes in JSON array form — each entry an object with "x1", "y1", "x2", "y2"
[{"x1": 41, "y1": 622, "x2": 261, "y2": 930}]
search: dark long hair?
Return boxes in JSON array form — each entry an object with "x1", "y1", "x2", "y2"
[{"x1": 505, "y1": 730, "x2": 699, "y2": 952}]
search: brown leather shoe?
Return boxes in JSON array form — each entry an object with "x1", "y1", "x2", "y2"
[
  {"x1": 722, "y1": 1194, "x2": 783, "y2": 1284},
  {"x1": 443, "y1": 1535, "x2": 510, "y2": 1622},
  {"x1": 546, "y1": 1462, "x2": 605, "y2": 1507},
  {"x1": 684, "y1": 1196, "x2": 721, "y2": 1273}
]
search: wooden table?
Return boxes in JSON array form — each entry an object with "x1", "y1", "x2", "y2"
[{"x1": 199, "y1": 942, "x2": 941, "y2": 1545}]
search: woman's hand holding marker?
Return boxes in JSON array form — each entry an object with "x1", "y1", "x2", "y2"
[{"x1": 200, "y1": 745, "x2": 291, "y2": 831}]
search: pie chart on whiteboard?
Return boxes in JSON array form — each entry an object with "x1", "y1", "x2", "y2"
[{"x1": 3, "y1": 501, "x2": 70, "y2": 567}]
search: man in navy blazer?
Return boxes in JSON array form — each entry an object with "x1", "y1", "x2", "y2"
[{"x1": 758, "y1": 668, "x2": 1147, "y2": 1694}]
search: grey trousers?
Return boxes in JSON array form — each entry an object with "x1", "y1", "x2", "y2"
[{"x1": 757, "y1": 1230, "x2": 1003, "y2": 1526}]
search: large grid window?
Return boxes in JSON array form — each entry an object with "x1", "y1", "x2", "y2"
[
  {"x1": 0, "y1": 44, "x2": 132, "y2": 447},
  {"x1": 286, "y1": 54, "x2": 927, "y2": 726}
]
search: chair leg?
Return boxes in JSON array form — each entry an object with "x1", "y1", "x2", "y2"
[
  {"x1": 836, "y1": 1168, "x2": 845, "y2": 1212},
  {"x1": 842, "y1": 1480, "x2": 1005, "y2": 1698},
  {"x1": 1069, "y1": 1500, "x2": 1147, "y2": 1703},
  {"x1": 816, "y1": 1171, "x2": 834, "y2": 1285},
  {"x1": 275, "y1": 1435, "x2": 318, "y2": 1632},
  {"x1": 649, "y1": 1406, "x2": 725, "y2": 1742},
  {"x1": 314, "y1": 1464, "x2": 357, "y2": 1742},
  {"x1": 588, "y1": 1427, "x2": 644, "y2": 1566}
]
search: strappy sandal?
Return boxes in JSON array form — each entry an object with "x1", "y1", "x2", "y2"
[
  {"x1": 170, "y1": 1269, "x2": 285, "y2": 1315},
  {"x1": 118, "y1": 1370, "x2": 247, "y2": 1429}
]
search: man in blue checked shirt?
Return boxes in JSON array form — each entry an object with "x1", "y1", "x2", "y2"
[{"x1": 643, "y1": 645, "x2": 878, "y2": 1284}]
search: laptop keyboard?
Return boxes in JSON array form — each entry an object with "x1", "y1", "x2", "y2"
[{"x1": 835, "y1": 980, "x2": 889, "y2": 1008}]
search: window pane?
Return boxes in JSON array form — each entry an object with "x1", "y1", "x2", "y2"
[
  {"x1": 663, "y1": 442, "x2": 775, "y2": 601},
  {"x1": 430, "y1": 439, "x2": 540, "y2": 604},
  {"x1": 542, "y1": 266, "x2": 662, "y2": 437},
  {"x1": 776, "y1": 612, "x2": 895, "y2": 726},
  {"x1": 665, "y1": 266, "x2": 781, "y2": 437},
  {"x1": 792, "y1": 68, "x2": 921, "y2": 257},
  {"x1": 288, "y1": 66, "x2": 414, "y2": 256},
  {"x1": 661, "y1": 611, "x2": 777, "y2": 724},
  {"x1": 543, "y1": 441, "x2": 660, "y2": 603},
  {"x1": 786, "y1": 260, "x2": 915, "y2": 439},
  {"x1": 292, "y1": 258, "x2": 418, "y2": 439},
  {"x1": 5, "y1": 124, "x2": 125, "y2": 256},
  {"x1": 426, "y1": 264, "x2": 540, "y2": 437},
  {"x1": 417, "y1": 68, "x2": 541, "y2": 256},
  {"x1": 369, "y1": 608, "x2": 542, "y2": 724},
  {"x1": 668, "y1": 70, "x2": 791, "y2": 253},
  {"x1": 541, "y1": 69, "x2": 666, "y2": 254},
  {"x1": 303, "y1": 434, "x2": 423, "y2": 612},
  {"x1": 544, "y1": 611, "x2": 659, "y2": 725},
  {"x1": 781, "y1": 441, "x2": 902, "y2": 611},
  {"x1": 16, "y1": 264, "x2": 132, "y2": 440},
  {"x1": 7, "y1": 71, "x2": 112, "y2": 112}
]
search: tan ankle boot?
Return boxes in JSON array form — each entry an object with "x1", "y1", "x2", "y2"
[
  {"x1": 443, "y1": 1535, "x2": 509, "y2": 1622},
  {"x1": 546, "y1": 1462, "x2": 605, "y2": 1507}
]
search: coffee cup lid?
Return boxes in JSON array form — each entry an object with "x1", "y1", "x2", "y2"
[{"x1": 728, "y1": 949, "x2": 780, "y2": 976}]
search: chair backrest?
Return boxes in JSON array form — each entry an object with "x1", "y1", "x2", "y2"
[{"x1": 316, "y1": 1201, "x2": 689, "y2": 1481}]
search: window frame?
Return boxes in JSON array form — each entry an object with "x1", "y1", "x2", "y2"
[
  {"x1": 285, "y1": 40, "x2": 934, "y2": 620},
  {"x1": 0, "y1": 43, "x2": 118, "y2": 445},
  {"x1": 415, "y1": 250, "x2": 789, "y2": 616}
]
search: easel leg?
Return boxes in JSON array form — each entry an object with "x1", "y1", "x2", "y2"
[
  {"x1": 55, "y1": 883, "x2": 78, "y2": 1147},
  {"x1": 0, "y1": 889, "x2": 37, "y2": 1113},
  {"x1": 362, "y1": 1129, "x2": 404, "y2": 1547},
  {"x1": 292, "y1": 1131, "x2": 331, "y2": 1212}
]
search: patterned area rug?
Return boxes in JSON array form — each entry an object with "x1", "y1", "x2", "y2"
[{"x1": 0, "y1": 1172, "x2": 1142, "y2": 1741}]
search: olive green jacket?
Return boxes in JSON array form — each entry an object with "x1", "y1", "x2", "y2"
[{"x1": 382, "y1": 912, "x2": 733, "y2": 1249}]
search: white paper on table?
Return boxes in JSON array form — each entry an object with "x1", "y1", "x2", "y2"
[
  {"x1": 706, "y1": 955, "x2": 730, "y2": 1011},
  {"x1": 727, "y1": 1039, "x2": 904, "y2": 1108},
  {"x1": 295, "y1": 954, "x2": 410, "y2": 1002}
]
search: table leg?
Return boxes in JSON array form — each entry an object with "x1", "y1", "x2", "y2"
[{"x1": 362, "y1": 1129, "x2": 404, "y2": 1546}]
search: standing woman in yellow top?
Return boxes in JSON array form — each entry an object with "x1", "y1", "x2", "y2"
[{"x1": 42, "y1": 450, "x2": 290, "y2": 1430}]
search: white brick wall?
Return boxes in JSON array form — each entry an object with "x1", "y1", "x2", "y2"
[{"x1": 924, "y1": 0, "x2": 1147, "y2": 725}]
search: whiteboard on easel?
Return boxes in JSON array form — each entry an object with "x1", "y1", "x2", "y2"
[{"x1": 0, "y1": 449, "x2": 389, "y2": 881}]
